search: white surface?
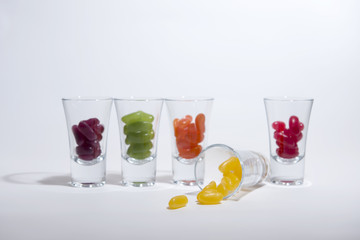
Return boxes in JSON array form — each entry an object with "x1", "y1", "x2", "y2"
[{"x1": 1, "y1": 0, "x2": 360, "y2": 239}]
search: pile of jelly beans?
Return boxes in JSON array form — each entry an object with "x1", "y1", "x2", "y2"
[
  {"x1": 272, "y1": 115, "x2": 304, "y2": 159},
  {"x1": 173, "y1": 113, "x2": 205, "y2": 159},
  {"x1": 72, "y1": 118, "x2": 104, "y2": 161},
  {"x1": 122, "y1": 111, "x2": 155, "y2": 160},
  {"x1": 168, "y1": 156, "x2": 242, "y2": 209},
  {"x1": 197, "y1": 156, "x2": 242, "y2": 204}
]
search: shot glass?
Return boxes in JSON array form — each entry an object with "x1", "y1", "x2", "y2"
[
  {"x1": 114, "y1": 98, "x2": 163, "y2": 187},
  {"x1": 62, "y1": 97, "x2": 113, "y2": 187},
  {"x1": 165, "y1": 97, "x2": 214, "y2": 185},
  {"x1": 264, "y1": 97, "x2": 314, "y2": 185},
  {"x1": 195, "y1": 144, "x2": 269, "y2": 199}
]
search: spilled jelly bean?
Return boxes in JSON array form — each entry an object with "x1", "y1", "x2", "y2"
[
  {"x1": 197, "y1": 188, "x2": 223, "y2": 205},
  {"x1": 122, "y1": 111, "x2": 155, "y2": 159},
  {"x1": 196, "y1": 157, "x2": 242, "y2": 205},
  {"x1": 168, "y1": 195, "x2": 188, "y2": 209}
]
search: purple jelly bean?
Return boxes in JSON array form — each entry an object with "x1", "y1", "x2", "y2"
[
  {"x1": 72, "y1": 125, "x2": 85, "y2": 145},
  {"x1": 76, "y1": 144, "x2": 94, "y2": 156},
  {"x1": 85, "y1": 118, "x2": 100, "y2": 128},
  {"x1": 78, "y1": 121, "x2": 97, "y2": 141},
  {"x1": 94, "y1": 124, "x2": 104, "y2": 134}
]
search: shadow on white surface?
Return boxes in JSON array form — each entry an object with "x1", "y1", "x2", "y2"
[
  {"x1": 1, "y1": 171, "x2": 176, "y2": 192},
  {"x1": 2, "y1": 172, "x2": 70, "y2": 186}
]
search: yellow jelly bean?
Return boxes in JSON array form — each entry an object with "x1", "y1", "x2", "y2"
[
  {"x1": 168, "y1": 195, "x2": 188, "y2": 209},
  {"x1": 224, "y1": 172, "x2": 241, "y2": 191},
  {"x1": 197, "y1": 189, "x2": 223, "y2": 205},
  {"x1": 216, "y1": 181, "x2": 230, "y2": 197},
  {"x1": 218, "y1": 156, "x2": 242, "y2": 180},
  {"x1": 202, "y1": 181, "x2": 217, "y2": 191}
]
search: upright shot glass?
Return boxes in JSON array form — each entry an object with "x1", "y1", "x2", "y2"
[
  {"x1": 114, "y1": 98, "x2": 163, "y2": 187},
  {"x1": 165, "y1": 97, "x2": 214, "y2": 185},
  {"x1": 264, "y1": 97, "x2": 314, "y2": 185},
  {"x1": 195, "y1": 144, "x2": 269, "y2": 199},
  {"x1": 62, "y1": 97, "x2": 113, "y2": 187}
]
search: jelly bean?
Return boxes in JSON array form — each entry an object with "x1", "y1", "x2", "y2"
[
  {"x1": 224, "y1": 173, "x2": 241, "y2": 191},
  {"x1": 216, "y1": 181, "x2": 230, "y2": 197},
  {"x1": 76, "y1": 144, "x2": 94, "y2": 156},
  {"x1": 195, "y1": 113, "x2": 205, "y2": 133},
  {"x1": 78, "y1": 121, "x2": 97, "y2": 141},
  {"x1": 197, "y1": 189, "x2": 223, "y2": 205},
  {"x1": 124, "y1": 122, "x2": 152, "y2": 135},
  {"x1": 125, "y1": 130, "x2": 154, "y2": 144},
  {"x1": 121, "y1": 111, "x2": 154, "y2": 124},
  {"x1": 93, "y1": 124, "x2": 104, "y2": 134},
  {"x1": 289, "y1": 116, "x2": 301, "y2": 134},
  {"x1": 128, "y1": 151, "x2": 152, "y2": 160},
  {"x1": 85, "y1": 118, "x2": 100, "y2": 127},
  {"x1": 127, "y1": 142, "x2": 153, "y2": 154},
  {"x1": 202, "y1": 181, "x2": 217, "y2": 191},
  {"x1": 218, "y1": 156, "x2": 242, "y2": 180},
  {"x1": 72, "y1": 125, "x2": 85, "y2": 145},
  {"x1": 177, "y1": 145, "x2": 202, "y2": 159},
  {"x1": 168, "y1": 195, "x2": 188, "y2": 209},
  {"x1": 272, "y1": 121, "x2": 286, "y2": 132}
]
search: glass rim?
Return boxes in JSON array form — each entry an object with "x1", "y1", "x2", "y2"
[
  {"x1": 62, "y1": 96, "x2": 113, "y2": 101},
  {"x1": 113, "y1": 97, "x2": 164, "y2": 102},
  {"x1": 195, "y1": 143, "x2": 244, "y2": 200},
  {"x1": 164, "y1": 96, "x2": 214, "y2": 102},
  {"x1": 264, "y1": 96, "x2": 314, "y2": 102}
]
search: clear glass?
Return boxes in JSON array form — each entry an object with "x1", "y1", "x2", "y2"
[
  {"x1": 195, "y1": 144, "x2": 269, "y2": 199},
  {"x1": 62, "y1": 97, "x2": 113, "y2": 187},
  {"x1": 114, "y1": 97, "x2": 163, "y2": 187},
  {"x1": 264, "y1": 96, "x2": 314, "y2": 185},
  {"x1": 165, "y1": 97, "x2": 214, "y2": 186}
]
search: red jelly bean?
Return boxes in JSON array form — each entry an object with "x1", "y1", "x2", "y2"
[{"x1": 272, "y1": 121, "x2": 286, "y2": 132}]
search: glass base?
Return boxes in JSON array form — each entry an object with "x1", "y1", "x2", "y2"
[
  {"x1": 120, "y1": 181, "x2": 155, "y2": 187},
  {"x1": 70, "y1": 181, "x2": 105, "y2": 188},
  {"x1": 172, "y1": 179, "x2": 200, "y2": 186},
  {"x1": 269, "y1": 177, "x2": 303, "y2": 186}
]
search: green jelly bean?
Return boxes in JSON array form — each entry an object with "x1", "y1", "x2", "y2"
[
  {"x1": 128, "y1": 150, "x2": 152, "y2": 160},
  {"x1": 127, "y1": 142, "x2": 153, "y2": 154},
  {"x1": 121, "y1": 111, "x2": 154, "y2": 124},
  {"x1": 125, "y1": 130, "x2": 155, "y2": 144},
  {"x1": 124, "y1": 122, "x2": 153, "y2": 135}
]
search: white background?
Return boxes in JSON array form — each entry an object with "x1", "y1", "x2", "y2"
[{"x1": 0, "y1": 0, "x2": 359, "y2": 239}]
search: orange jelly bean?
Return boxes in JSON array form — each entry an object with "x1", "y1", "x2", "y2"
[{"x1": 168, "y1": 195, "x2": 188, "y2": 209}]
